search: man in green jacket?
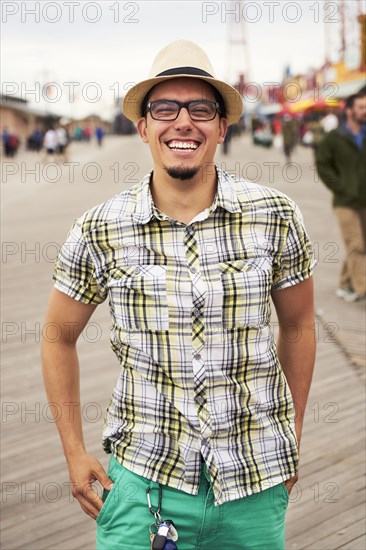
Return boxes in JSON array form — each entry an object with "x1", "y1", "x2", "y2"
[{"x1": 316, "y1": 92, "x2": 366, "y2": 302}]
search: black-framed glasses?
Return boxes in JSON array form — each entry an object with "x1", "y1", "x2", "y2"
[{"x1": 145, "y1": 100, "x2": 220, "y2": 121}]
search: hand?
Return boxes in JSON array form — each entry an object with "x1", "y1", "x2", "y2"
[
  {"x1": 67, "y1": 452, "x2": 114, "y2": 519},
  {"x1": 284, "y1": 473, "x2": 298, "y2": 495}
]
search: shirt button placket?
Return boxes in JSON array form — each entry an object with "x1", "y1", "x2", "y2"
[{"x1": 184, "y1": 225, "x2": 210, "y2": 439}]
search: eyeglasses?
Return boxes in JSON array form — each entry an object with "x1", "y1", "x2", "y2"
[{"x1": 145, "y1": 100, "x2": 220, "y2": 121}]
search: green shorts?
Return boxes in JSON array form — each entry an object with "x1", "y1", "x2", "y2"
[{"x1": 96, "y1": 455, "x2": 289, "y2": 550}]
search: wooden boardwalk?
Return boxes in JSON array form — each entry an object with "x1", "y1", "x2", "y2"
[{"x1": 1, "y1": 135, "x2": 365, "y2": 549}]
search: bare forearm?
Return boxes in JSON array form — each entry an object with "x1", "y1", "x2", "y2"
[
  {"x1": 277, "y1": 324, "x2": 316, "y2": 447},
  {"x1": 41, "y1": 341, "x2": 86, "y2": 460},
  {"x1": 40, "y1": 291, "x2": 112, "y2": 519},
  {"x1": 41, "y1": 338, "x2": 114, "y2": 519}
]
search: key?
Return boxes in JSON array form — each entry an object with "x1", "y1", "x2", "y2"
[{"x1": 149, "y1": 522, "x2": 158, "y2": 550}]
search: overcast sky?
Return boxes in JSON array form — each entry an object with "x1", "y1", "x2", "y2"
[{"x1": 1, "y1": 0, "x2": 362, "y2": 119}]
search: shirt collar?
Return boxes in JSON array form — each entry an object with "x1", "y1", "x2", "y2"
[
  {"x1": 343, "y1": 123, "x2": 366, "y2": 140},
  {"x1": 132, "y1": 167, "x2": 242, "y2": 225}
]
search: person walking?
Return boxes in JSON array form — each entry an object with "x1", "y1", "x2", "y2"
[
  {"x1": 56, "y1": 124, "x2": 70, "y2": 162},
  {"x1": 307, "y1": 118, "x2": 325, "y2": 155},
  {"x1": 95, "y1": 125, "x2": 104, "y2": 146},
  {"x1": 42, "y1": 40, "x2": 316, "y2": 550},
  {"x1": 316, "y1": 92, "x2": 366, "y2": 302},
  {"x1": 43, "y1": 126, "x2": 58, "y2": 163},
  {"x1": 4, "y1": 132, "x2": 20, "y2": 157},
  {"x1": 2, "y1": 127, "x2": 11, "y2": 156},
  {"x1": 28, "y1": 126, "x2": 44, "y2": 152},
  {"x1": 281, "y1": 114, "x2": 298, "y2": 163}
]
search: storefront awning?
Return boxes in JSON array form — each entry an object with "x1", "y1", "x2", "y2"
[
  {"x1": 332, "y1": 79, "x2": 365, "y2": 98},
  {"x1": 284, "y1": 97, "x2": 341, "y2": 114}
]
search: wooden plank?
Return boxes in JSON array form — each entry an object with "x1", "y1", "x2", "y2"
[
  {"x1": 287, "y1": 502, "x2": 365, "y2": 548},
  {"x1": 286, "y1": 469, "x2": 365, "y2": 532},
  {"x1": 1, "y1": 134, "x2": 365, "y2": 550},
  {"x1": 337, "y1": 533, "x2": 366, "y2": 550},
  {"x1": 308, "y1": 518, "x2": 366, "y2": 550}
]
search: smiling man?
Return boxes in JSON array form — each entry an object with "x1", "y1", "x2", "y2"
[
  {"x1": 42, "y1": 40, "x2": 316, "y2": 550},
  {"x1": 136, "y1": 77, "x2": 227, "y2": 225}
]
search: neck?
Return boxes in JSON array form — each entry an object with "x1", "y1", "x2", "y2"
[
  {"x1": 346, "y1": 117, "x2": 362, "y2": 135},
  {"x1": 150, "y1": 164, "x2": 217, "y2": 224}
]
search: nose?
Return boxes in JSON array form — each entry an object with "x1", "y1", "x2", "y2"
[{"x1": 173, "y1": 106, "x2": 193, "y2": 130}]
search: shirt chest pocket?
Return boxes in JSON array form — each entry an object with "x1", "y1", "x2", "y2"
[
  {"x1": 219, "y1": 258, "x2": 273, "y2": 328},
  {"x1": 107, "y1": 265, "x2": 169, "y2": 331}
]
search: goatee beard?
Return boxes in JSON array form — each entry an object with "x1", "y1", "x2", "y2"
[{"x1": 165, "y1": 166, "x2": 199, "y2": 181}]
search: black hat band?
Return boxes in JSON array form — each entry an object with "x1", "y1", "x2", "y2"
[{"x1": 156, "y1": 67, "x2": 214, "y2": 78}]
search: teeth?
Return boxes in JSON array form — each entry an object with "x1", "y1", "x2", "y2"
[{"x1": 167, "y1": 141, "x2": 198, "y2": 150}]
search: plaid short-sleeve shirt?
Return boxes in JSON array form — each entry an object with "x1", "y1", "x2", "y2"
[{"x1": 53, "y1": 169, "x2": 316, "y2": 505}]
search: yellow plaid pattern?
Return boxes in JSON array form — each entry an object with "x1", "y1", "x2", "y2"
[{"x1": 53, "y1": 168, "x2": 316, "y2": 505}]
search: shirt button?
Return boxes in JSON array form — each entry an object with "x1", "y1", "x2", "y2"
[
  {"x1": 190, "y1": 267, "x2": 197, "y2": 274},
  {"x1": 193, "y1": 308, "x2": 200, "y2": 316},
  {"x1": 194, "y1": 353, "x2": 201, "y2": 361},
  {"x1": 134, "y1": 267, "x2": 141, "y2": 274},
  {"x1": 196, "y1": 396, "x2": 204, "y2": 404}
]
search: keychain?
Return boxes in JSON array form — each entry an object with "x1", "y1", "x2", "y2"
[{"x1": 146, "y1": 486, "x2": 179, "y2": 550}]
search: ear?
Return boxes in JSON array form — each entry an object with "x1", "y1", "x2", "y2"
[
  {"x1": 137, "y1": 117, "x2": 149, "y2": 143},
  {"x1": 217, "y1": 117, "x2": 228, "y2": 144}
]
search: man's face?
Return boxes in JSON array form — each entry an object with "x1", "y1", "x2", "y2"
[
  {"x1": 346, "y1": 97, "x2": 366, "y2": 126},
  {"x1": 137, "y1": 78, "x2": 227, "y2": 181}
]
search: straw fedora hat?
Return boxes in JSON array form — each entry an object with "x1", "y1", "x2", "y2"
[{"x1": 122, "y1": 40, "x2": 243, "y2": 126}]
